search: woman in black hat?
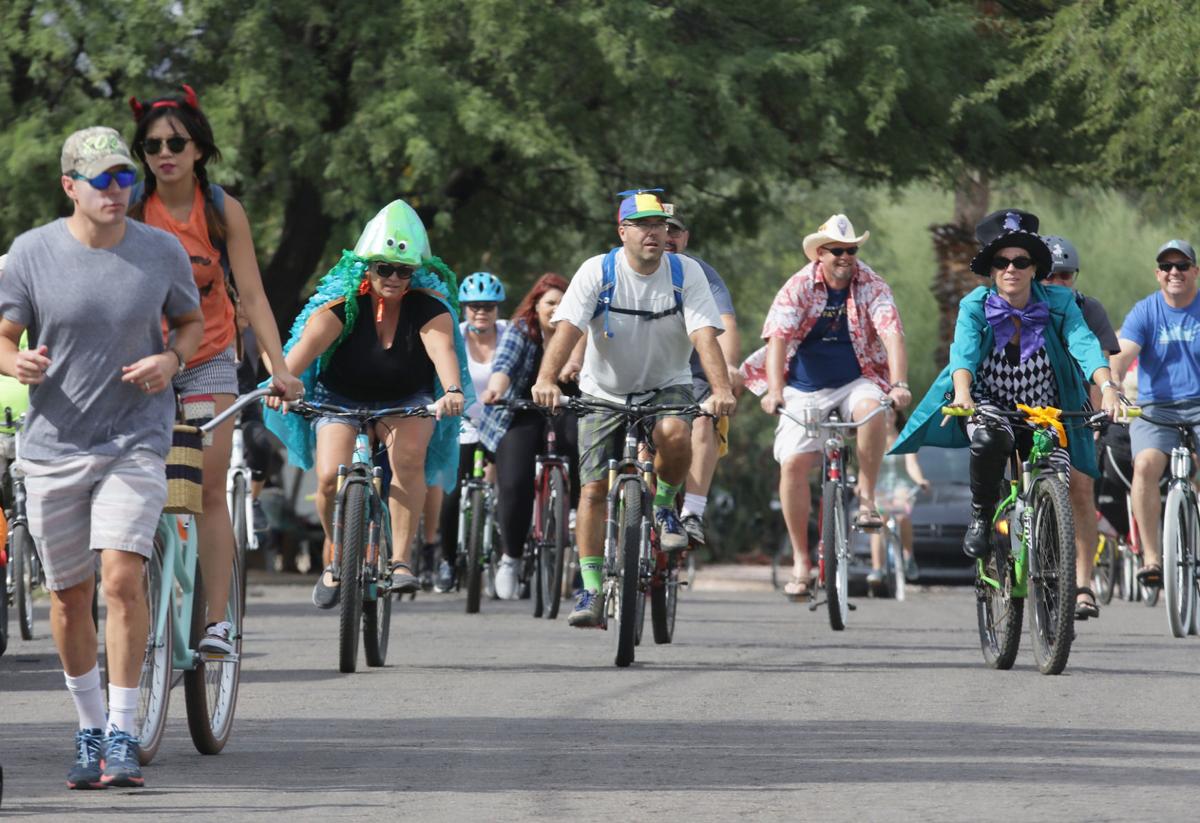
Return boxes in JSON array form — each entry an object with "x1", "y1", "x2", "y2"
[{"x1": 890, "y1": 209, "x2": 1122, "y2": 558}]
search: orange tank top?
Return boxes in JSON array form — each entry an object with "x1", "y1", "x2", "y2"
[{"x1": 144, "y1": 184, "x2": 236, "y2": 367}]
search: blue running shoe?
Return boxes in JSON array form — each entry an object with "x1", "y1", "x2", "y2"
[
  {"x1": 655, "y1": 507, "x2": 688, "y2": 553},
  {"x1": 567, "y1": 589, "x2": 605, "y2": 628},
  {"x1": 100, "y1": 729, "x2": 144, "y2": 788},
  {"x1": 67, "y1": 728, "x2": 105, "y2": 790}
]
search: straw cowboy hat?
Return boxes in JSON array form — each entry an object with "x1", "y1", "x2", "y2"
[{"x1": 802, "y1": 214, "x2": 870, "y2": 261}]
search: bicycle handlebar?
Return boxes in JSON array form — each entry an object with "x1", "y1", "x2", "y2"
[
  {"x1": 776, "y1": 397, "x2": 893, "y2": 430},
  {"x1": 285, "y1": 399, "x2": 438, "y2": 422},
  {"x1": 938, "y1": 405, "x2": 1124, "y2": 429},
  {"x1": 198, "y1": 387, "x2": 279, "y2": 434},
  {"x1": 493, "y1": 395, "x2": 716, "y2": 420}
]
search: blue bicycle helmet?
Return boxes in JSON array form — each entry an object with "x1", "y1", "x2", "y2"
[{"x1": 459, "y1": 271, "x2": 506, "y2": 303}]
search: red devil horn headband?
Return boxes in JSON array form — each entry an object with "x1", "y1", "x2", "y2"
[{"x1": 129, "y1": 84, "x2": 202, "y2": 122}]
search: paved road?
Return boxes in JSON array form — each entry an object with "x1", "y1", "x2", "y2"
[{"x1": 3, "y1": 572, "x2": 1199, "y2": 820}]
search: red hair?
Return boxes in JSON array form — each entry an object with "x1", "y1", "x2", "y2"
[{"x1": 512, "y1": 273, "x2": 569, "y2": 345}]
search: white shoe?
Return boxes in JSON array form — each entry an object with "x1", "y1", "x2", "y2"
[{"x1": 495, "y1": 555, "x2": 520, "y2": 600}]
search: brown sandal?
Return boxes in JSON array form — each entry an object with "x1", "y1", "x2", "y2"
[{"x1": 853, "y1": 508, "x2": 884, "y2": 531}]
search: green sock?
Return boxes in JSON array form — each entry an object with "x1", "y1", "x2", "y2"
[
  {"x1": 654, "y1": 479, "x2": 682, "y2": 510},
  {"x1": 580, "y1": 556, "x2": 604, "y2": 592}
]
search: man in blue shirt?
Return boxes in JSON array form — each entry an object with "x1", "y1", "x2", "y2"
[{"x1": 1111, "y1": 239, "x2": 1200, "y2": 589}]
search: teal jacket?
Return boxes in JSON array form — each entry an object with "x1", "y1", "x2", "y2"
[{"x1": 890, "y1": 282, "x2": 1108, "y2": 477}]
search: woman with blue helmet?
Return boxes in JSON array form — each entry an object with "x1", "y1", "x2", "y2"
[{"x1": 424, "y1": 271, "x2": 508, "y2": 593}]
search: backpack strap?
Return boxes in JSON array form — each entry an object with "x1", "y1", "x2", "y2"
[
  {"x1": 591, "y1": 249, "x2": 684, "y2": 339},
  {"x1": 208, "y1": 183, "x2": 232, "y2": 284}
]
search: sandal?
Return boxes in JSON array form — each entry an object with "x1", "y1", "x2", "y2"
[
  {"x1": 853, "y1": 508, "x2": 884, "y2": 531},
  {"x1": 389, "y1": 561, "x2": 420, "y2": 595},
  {"x1": 783, "y1": 575, "x2": 811, "y2": 600},
  {"x1": 1074, "y1": 586, "x2": 1099, "y2": 621},
  {"x1": 1137, "y1": 563, "x2": 1163, "y2": 589}
]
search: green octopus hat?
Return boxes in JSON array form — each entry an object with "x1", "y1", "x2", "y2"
[{"x1": 353, "y1": 199, "x2": 431, "y2": 266}]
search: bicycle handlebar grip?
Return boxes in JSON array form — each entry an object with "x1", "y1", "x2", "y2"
[
  {"x1": 939, "y1": 406, "x2": 974, "y2": 417},
  {"x1": 1117, "y1": 407, "x2": 1142, "y2": 419}
]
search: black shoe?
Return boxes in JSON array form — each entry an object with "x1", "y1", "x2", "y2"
[{"x1": 962, "y1": 510, "x2": 993, "y2": 559}]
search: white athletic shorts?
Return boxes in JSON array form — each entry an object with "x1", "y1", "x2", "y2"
[{"x1": 773, "y1": 377, "x2": 885, "y2": 462}]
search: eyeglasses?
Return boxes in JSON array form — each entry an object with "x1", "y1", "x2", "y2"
[
  {"x1": 143, "y1": 137, "x2": 192, "y2": 155},
  {"x1": 621, "y1": 220, "x2": 669, "y2": 233},
  {"x1": 68, "y1": 169, "x2": 137, "y2": 190},
  {"x1": 373, "y1": 263, "x2": 415, "y2": 279},
  {"x1": 991, "y1": 255, "x2": 1034, "y2": 271},
  {"x1": 1044, "y1": 270, "x2": 1076, "y2": 281},
  {"x1": 1159, "y1": 260, "x2": 1193, "y2": 273},
  {"x1": 666, "y1": 225, "x2": 686, "y2": 237},
  {"x1": 465, "y1": 302, "x2": 498, "y2": 312},
  {"x1": 824, "y1": 246, "x2": 859, "y2": 257}
]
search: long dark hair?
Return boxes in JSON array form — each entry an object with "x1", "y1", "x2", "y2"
[
  {"x1": 126, "y1": 84, "x2": 226, "y2": 245},
  {"x1": 512, "y1": 273, "x2": 569, "y2": 345}
]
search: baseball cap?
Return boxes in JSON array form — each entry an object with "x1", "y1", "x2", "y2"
[
  {"x1": 1155, "y1": 239, "x2": 1197, "y2": 264},
  {"x1": 664, "y1": 206, "x2": 687, "y2": 231},
  {"x1": 617, "y1": 188, "x2": 673, "y2": 223},
  {"x1": 61, "y1": 126, "x2": 135, "y2": 179}
]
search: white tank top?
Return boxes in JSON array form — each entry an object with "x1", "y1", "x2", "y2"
[{"x1": 460, "y1": 320, "x2": 506, "y2": 429}]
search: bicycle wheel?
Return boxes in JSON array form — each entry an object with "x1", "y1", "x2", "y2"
[
  {"x1": 650, "y1": 559, "x2": 679, "y2": 644},
  {"x1": 336, "y1": 482, "x2": 366, "y2": 673},
  {"x1": 13, "y1": 522, "x2": 36, "y2": 640},
  {"x1": 1161, "y1": 485, "x2": 1195, "y2": 638},
  {"x1": 613, "y1": 481, "x2": 641, "y2": 668},
  {"x1": 822, "y1": 483, "x2": 848, "y2": 631},
  {"x1": 634, "y1": 586, "x2": 647, "y2": 646},
  {"x1": 542, "y1": 471, "x2": 568, "y2": 620},
  {"x1": 465, "y1": 487, "x2": 485, "y2": 614},
  {"x1": 1027, "y1": 476, "x2": 1075, "y2": 675},
  {"x1": 1, "y1": 551, "x2": 8, "y2": 656},
  {"x1": 362, "y1": 504, "x2": 392, "y2": 667},
  {"x1": 134, "y1": 534, "x2": 171, "y2": 765},
  {"x1": 976, "y1": 522, "x2": 1024, "y2": 670},
  {"x1": 887, "y1": 527, "x2": 906, "y2": 602},
  {"x1": 183, "y1": 533, "x2": 243, "y2": 754},
  {"x1": 1092, "y1": 534, "x2": 1118, "y2": 606},
  {"x1": 229, "y1": 473, "x2": 250, "y2": 615}
]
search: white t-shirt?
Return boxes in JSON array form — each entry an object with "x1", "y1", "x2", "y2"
[
  {"x1": 458, "y1": 319, "x2": 507, "y2": 440},
  {"x1": 553, "y1": 251, "x2": 723, "y2": 402}
]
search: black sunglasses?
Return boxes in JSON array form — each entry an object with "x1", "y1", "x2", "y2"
[
  {"x1": 991, "y1": 255, "x2": 1034, "y2": 271},
  {"x1": 68, "y1": 169, "x2": 137, "y2": 190},
  {"x1": 143, "y1": 136, "x2": 192, "y2": 155},
  {"x1": 825, "y1": 246, "x2": 858, "y2": 257},
  {"x1": 1159, "y1": 260, "x2": 1193, "y2": 273},
  {"x1": 374, "y1": 262, "x2": 415, "y2": 279},
  {"x1": 465, "y1": 302, "x2": 498, "y2": 312}
]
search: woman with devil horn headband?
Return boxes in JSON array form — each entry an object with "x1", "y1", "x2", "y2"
[{"x1": 127, "y1": 84, "x2": 304, "y2": 656}]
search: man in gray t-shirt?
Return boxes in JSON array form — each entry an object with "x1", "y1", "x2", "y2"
[{"x1": 0, "y1": 126, "x2": 202, "y2": 788}]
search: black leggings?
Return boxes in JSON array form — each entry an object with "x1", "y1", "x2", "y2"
[
  {"x1": 495, "y1": 409, "x2": 580, "y2": 558},
  {"x1": 439, "y1": 441, "x2": 490, "y2": 564}
]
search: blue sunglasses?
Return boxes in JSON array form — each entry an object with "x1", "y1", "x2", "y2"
[{"x1": 68, "y1": 169, "x2": 137, "y2": 190}]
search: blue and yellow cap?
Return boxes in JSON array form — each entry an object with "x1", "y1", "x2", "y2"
[{"x1": 617, "y1": 188, "x2": 672, "y2": 223}]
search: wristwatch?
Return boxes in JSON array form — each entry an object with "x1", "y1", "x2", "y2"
[
  {"x1": 445, "y1": 385, "x2": 464, "y2": 394},
  {"x1": 1101, "y1": 379, "x2": 1122, "y2": 392},
  {"x1": 168, "y1": 347, "x2": 186, "y2": 372},
  {"x1": 894, "y1": 381, "x2": 910, "y2": 390}
]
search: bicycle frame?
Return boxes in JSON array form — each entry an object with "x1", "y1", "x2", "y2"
[
  {"x1": 457, "y1": 447, "x2": 495, "y2": 566},
  {"x1": 603, "y1": 422, "x2": 655, "y2": 586},
  {"x1": 328, "y1": 429, "x2": 390, "y2": 597},
  {"x1": 227, "y1": 423, "x2": 257, "y2": 552}
]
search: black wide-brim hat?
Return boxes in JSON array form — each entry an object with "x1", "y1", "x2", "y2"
[{"x1": 968, "y1": 208, "x2": 1053, "y2": 280}]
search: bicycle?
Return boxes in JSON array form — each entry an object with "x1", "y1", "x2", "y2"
[
  {"x1": 1, "y1": 411, "x2": 39, "y2": 644},
  {"x1": 1095, "y1": 433, "x2": 1161, "y2": 607},
  {"x1": 454, "y1": 442, "x2": 500, "y2": 614},
  {"x1": 132, "y1": 388, "x2": 273, "y2": 763},
  {"x1": 492, "y1": 399, "x2": 573, "y2": 620},
  {"x1": 777, "y1": 399, "x2": 892, "y2": 630},
  {"x1": 1130, "y1": 410, "x2": 1200, "y2": 638},
  {"x1": 876, "y1": 486, "x2": 921, "y2": 602},
  {"x1": 565, "y1": 396, "x2": 709, "y2": 667},
  {"x1": 943, "y1": 404, "x2": 1110, "y2": 675},
  {"x1": 288, "y1": 398, "x2": 437, "y2": 672},
  {"x1": 227, "y1": 408, "x2": 260, "y2": 610}
]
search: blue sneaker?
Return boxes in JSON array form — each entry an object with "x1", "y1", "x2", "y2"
[
  {"x1": 567, "y1": 589, "x2": 605, "y2": 628},
  {"x1": 100, "y1": 729, "x2": 144, "y2": 788},
  {"x1": 67, "y1": 727, "x2": 105, "y2": 790},
  {"x1": 655, "y1": 507, "x2": 688, "y2": 553}
]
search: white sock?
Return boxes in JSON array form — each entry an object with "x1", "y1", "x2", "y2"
[
  {"x1": 64, "y1": 666, "x2": 107, "y2": 731},
  {"x1": 682, "y1": 493, "x2": 707, "y2": 519},
  {"x1": 107, "y1": 684, "x2": 139, "y2": 735}
]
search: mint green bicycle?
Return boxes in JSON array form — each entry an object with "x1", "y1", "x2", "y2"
[
  {"x1": 132, "y1": 388, "x2": 271, "y2": 763},
  {"x1": 943, "y1": 404, "x2": 1110, "y2": 675}
]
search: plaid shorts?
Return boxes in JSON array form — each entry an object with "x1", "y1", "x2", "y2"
[{"x1": 577, "y1": 385, "x2": 695, "y2": 485}]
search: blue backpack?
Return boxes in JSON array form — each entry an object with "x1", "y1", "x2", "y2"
[{"x1": 591, "y1": 247, "x2": 685, "y2": 338}]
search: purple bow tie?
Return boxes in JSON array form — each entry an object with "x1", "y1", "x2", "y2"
[{"x1": 984, "y1": 293, "x2": 1049, "y2": 361}]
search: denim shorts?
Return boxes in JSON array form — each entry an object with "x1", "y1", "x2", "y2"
[{"x1": 310, "y1": 382, "x2": 434, "y2": 434}]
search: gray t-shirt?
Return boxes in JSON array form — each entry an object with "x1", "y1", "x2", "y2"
[
  {"x1": 0, "y1": 219, "x2": 199, "y2": 460},
  {"x1": 687, "y1": 253, "x2": 735, "y2": 380},
  {"x1": 1077, "y1": 291, "x2": 1120, "y2": 355}
]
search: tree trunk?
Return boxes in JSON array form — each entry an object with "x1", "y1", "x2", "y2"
[
  {"x1": 261, "y1": 178, "x2": 334, "y2": 336},
  {"x1": 930, "y1": 169, "x2": 989, "y2": 365}
]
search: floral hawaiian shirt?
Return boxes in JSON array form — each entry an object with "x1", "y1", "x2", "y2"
[{"x1": 741, "y1": 260, "x2": 904, "y2": 395}]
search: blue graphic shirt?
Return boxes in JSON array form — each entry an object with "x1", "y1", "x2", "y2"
[
  {"x1": 786, "y1": 286, "x2": 861, "y2": 391},
  {"x1": 1120, "y1": 291, "x2": 1200, "y2": 404}
]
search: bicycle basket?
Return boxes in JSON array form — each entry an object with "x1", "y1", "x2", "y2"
[{"x1": 165, "y1": 424, "x2": 204, "y2": 514}]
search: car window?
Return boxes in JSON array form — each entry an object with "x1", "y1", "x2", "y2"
[{"x1": 912, "y1": 447, "x2": 969, "y2": 485}]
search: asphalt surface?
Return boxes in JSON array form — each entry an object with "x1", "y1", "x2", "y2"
[{"x1": 3, "y1": 569, "x2": 1200, "y2": 821}]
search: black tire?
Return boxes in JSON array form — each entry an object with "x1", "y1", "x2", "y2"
[
  {"x1": 976, "y1": 511, "x2": 1024, "y2": 669},
  {"x1": 822, "y1": 484, "x2": 847, "y2": 631},
  {"x1": 133, "y1": 534, "x2": 171, "y2": 764},
  {"x1": 183, "y1": 538, "x2": 243, "y2": 754},
  {"x1": 336, "y1": 482, "x2": 366, "y2": 673},
  {"x1": 465, "y1": 487, "x2": 485, "y2": 614},
  {"x1": 13, "y1": 523, "x2": 36, "y2": 641},
  {"x1": 1162, "y1": 485, "x2": 1195, "y2": 639},
  {"x1": 650, "y1": 560, "x2": 679, "y2": 644},
  {"x1": 1027, "y1": 477, "x2": 1075, "y2": 675},
  {"x1": 0, "y1": 550, "x2": 8, "y2": 657},
  {"x1": 634, "y1": 586, "x2": 647, "y2": 646},
  {"x1": 230, "y1": 473, "x2": 250, "y2": 616},
  {"x1": 542, "y1": 471, "x2": 568, "y2": 619},
  {"x1": 362, "y1": 499, "x2": 392, "y2": 667},
  {"x1": 1093, "y1": 534, "x2": 1119, "y2": 606},
  {"x1": 613, "y1": 481, "x2": 641, "y2": 668}
]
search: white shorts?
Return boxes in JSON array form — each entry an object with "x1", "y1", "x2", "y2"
[
  {"x1": 774, "y1": 378, "x2": 885, "y2": 462},
  {"x1": 17, "y1": 450, "x2": 166, "y2": 591}
]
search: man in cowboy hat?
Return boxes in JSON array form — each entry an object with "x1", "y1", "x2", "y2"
[{"x1": 742, "y1": 214, "x2": 910, "y2": 598}]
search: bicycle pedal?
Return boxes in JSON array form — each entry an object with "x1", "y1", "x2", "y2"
[
  {"x1": 847, "y1": 602, "x2": 857, "y2": 611},
  {"x1": 197, "y1": 652, "x2": 239, "y2": 664}
]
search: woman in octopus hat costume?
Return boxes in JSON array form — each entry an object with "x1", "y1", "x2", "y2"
[{"x1": 890, "y1": 209, "x2": 1121, "y2": 559}]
